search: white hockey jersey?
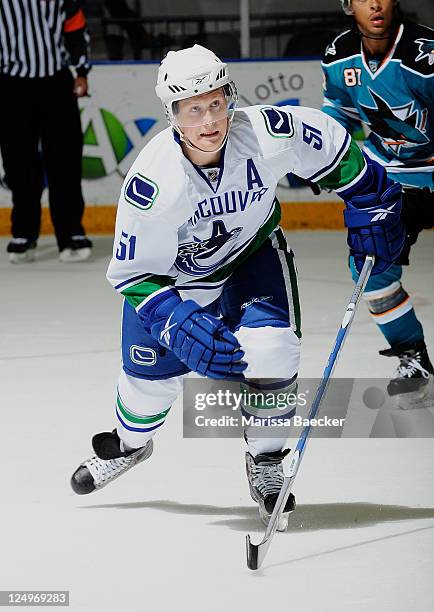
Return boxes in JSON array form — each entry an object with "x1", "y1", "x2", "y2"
[{"x1": 107, "y1": 104, "x2": 362, "y2": 308}]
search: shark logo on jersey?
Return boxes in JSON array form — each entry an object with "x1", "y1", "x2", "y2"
[
  {"x1": 325, "y1": 43, "x2": 337, "y2": 56},
  {"x1": 325, "y1": 30, "x2": 350, "y2": 57},
  {"x1": 175, "y1": 220, "x2": 242, "y2": 276},
  {"x1": 414, "y1": 39, "x2": 434, "y2": 66},
  {"x1": 124, "y1": 173, "x2": 159, "y2": 211},
  {"x1": 360, "y1": 90, "x2": 429, "y2": 154}
]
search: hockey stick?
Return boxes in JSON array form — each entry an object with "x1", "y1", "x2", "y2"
[{"x1": 246, "y1": 254, "x2": 375, "y2": 570}]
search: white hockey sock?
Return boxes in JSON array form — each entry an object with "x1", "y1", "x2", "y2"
[{"x1": 246, "y1": 436, "x2": 289, "y2": 457}]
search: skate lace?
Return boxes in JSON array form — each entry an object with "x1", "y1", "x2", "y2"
[
  {"x1": 396, "y1": 356, "x2": 430, "y2": 380},
  {"x1": 86, "y1": 455, "x2": 133, "y2": 484},
  {"x1": 253, "y1": 463, "x2": 283, "y2": 496}
]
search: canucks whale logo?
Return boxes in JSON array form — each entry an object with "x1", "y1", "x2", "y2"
[
  {"x1": 175, "y1": 220, "x2": 242, "y2": 276},
  {"x1": 415, "y1": 38, "x2": 434, "y2": 66},
  {"x1": 360, "y1": 89, "x2": 429, "y2": 154}
]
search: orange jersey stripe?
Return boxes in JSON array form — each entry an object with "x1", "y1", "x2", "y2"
[
  {"x1": 64, "y1": 8, "x2": 86, "y2": 33},
  {"x1": 370, "y1": 295, "x2": 411, "y2": 318}
]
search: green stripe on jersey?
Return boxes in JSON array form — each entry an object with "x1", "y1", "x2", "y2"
[
  {"x1": 116, "y1": 393, "x2": 170, "y2": 425},
  {"x1": 121, "y1": 200, "x2": 281, "y2": 306},
  {"x1": 121, "y1": 275, "x2": 174, "y2": 309},
  {"x1": 318, "y1": 138, "x2": 365, "y2": 192}
]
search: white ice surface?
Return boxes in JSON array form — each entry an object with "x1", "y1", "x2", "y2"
[{"x1": 1, "y1": 232, "x2": 433, "y2": 612}]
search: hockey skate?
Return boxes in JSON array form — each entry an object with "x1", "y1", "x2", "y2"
[
  {"x1": 70, "y1": 429, "x2": 153, "y2": 495},
  {"x1": 380, "y1": 340, "x2": 434, "y2": 410},
  {"x1": 59, "y1": 236, "x2": 93, "y2": 263},
  {"x1": 7, "y1": 238, "x2": 37, "y2": 263},
  {"x1": 245, "y1": 449, "x2": 295, "y2": 532}
]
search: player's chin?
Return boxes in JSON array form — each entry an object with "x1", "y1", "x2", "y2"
[
  {"x1": 370, "y1": 24, "x2": 388, "y2": 34},
  {"x1": 366, "y1": 20, "x2": 390, "y2": 36}
]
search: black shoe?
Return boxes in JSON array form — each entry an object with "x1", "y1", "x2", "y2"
[
  {"x1": 380, "y1": 340, "x2": 434, "y2": 403},
  {"x1": 59, "y1": 236, "x2": 93, "y2": 262},
  {"x1": 70, "y1": 430, "x2": 153, "y2": 495},
  {"x1": 7, "y1": 238, "x2": 37, "y2": 263}
]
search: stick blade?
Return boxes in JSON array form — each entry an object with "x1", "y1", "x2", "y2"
[
  {"x1": 246, "y1": 534, "x2": 259, "y2": 570},
  {"x1": 246, "y1": 534, "x2": 270, "y2": 570}
]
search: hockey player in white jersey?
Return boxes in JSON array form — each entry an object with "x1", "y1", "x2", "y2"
[{"x1": 71, "y1": 45, "x2": 405, "y2": 530}]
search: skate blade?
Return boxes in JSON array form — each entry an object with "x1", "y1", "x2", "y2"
[
  {"x1": 9, "y1": 250, "x2": 35, "y2": 263},
  {"x1": 59, "y1": 247, "x2": 92, "y2": 263}
]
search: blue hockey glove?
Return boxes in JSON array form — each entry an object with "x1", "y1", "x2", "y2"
[
  {"x1": 137, "y1": 289, "x2": 247, "y2": 380},
  {"x1": 344, "y1": 181, "x2": 405, "y2": 275}
]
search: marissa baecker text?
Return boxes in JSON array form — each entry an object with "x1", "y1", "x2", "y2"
[{"x1": 194, "y1": 415, "x2": 345, "y2": 428}]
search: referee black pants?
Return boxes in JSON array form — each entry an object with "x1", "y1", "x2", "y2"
[{"x1": 0, "y1": 68, "x2": 86, "y2": 250}]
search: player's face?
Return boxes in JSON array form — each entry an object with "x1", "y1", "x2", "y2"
[
  {"x1": 350, "y1": 0, "x2": 396, "y2": 38},
  {"x1": 176, "y1": 89, "x2": 229, "y2": 152}
]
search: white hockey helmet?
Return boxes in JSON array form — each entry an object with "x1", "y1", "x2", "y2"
[{"x1": 155, "y1": 44, "x2": 238, "y2": 131}]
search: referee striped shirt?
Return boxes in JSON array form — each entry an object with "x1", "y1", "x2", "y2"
[{"x1": 0, "y1": 0, "x2": 90, "y2": 78}]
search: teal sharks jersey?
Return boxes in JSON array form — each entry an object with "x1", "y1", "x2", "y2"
[{"x1": 322, "y1": 22, "x2": 434, "y2": 189}]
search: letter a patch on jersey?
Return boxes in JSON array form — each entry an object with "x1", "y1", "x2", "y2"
[
  {"x1": 260, "y1": 107, "x2": 295, "y2": 138},
  {"x1": 124, "y1": 173, "x2": 159, "y2": 211}
]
